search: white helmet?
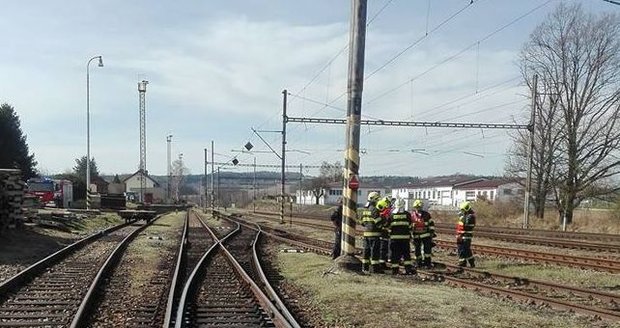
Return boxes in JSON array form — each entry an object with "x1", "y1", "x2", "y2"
[
  {"x1": 394, "y1": 198, "x2": 406, "y2": 212},
  {"x1": 367, "y1": 191, "x2": 380, "y2": 202}
]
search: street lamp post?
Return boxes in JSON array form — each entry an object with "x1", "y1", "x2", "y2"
[{"x1": 86, "y1": 55, "x2": 104, "y2": 210}]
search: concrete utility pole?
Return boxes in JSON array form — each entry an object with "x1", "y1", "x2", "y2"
[
  {"x1": 166, "y1": 135, "x2": 172, "y2": 203},
  {"x1": 210, "y1": 140, "x2": 215, "y2": 212},
  {"x1": 280, "y1": 89, "x2": 287, "y2": 224},
  {"x1": 299, "y1": 163, "x2": 303, "y2": 212},
  {"x1": 253, "y1": 157, "x2": 257, "y2": 213},
  {"x1": 523, "y1": 74, "x2": 537, "y2": 229},
  {"x1": 138, "y1": 80, "x2": 148, "y2": 203},
  {"x1": 204, "y1": 148, "x2": 208, "y2": 213},
  {"x1": 339, "y1": 0, "x2": 367, "y2": 268}
]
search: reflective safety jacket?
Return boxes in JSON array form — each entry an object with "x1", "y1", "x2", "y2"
[
  {"x1": 360, "y1": 205, "x2": 384, "y2": 237},
  {"x1": 389, "y1": 211, "x2": 412, "y2": 240},
  {"x1": 456, "y1": 210, "x2": 476, "y2": 240},
  {"x1": 379, "y1": 207, "x2": 392, "y2": 239},
  {"x1": 411, "y1": 210, "x2": 434, "y2": 239}
]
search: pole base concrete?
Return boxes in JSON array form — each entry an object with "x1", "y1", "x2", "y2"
[{"x1": 333, "y1": 254, "x2": 361, "y2": 272}]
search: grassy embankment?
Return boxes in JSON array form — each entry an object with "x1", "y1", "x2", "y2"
[{"x1": 278, "y1": 250, "x2": 619, "y2": 328}]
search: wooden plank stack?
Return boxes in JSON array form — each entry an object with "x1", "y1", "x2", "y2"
[{"x1": 0, "y1": 169, "x2": 24, "y2": 234}]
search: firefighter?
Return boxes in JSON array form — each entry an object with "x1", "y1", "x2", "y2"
[
  {"x1": 388, "y1": 198, "x2": 415, "y2": 275},
  {"x1": 330, "y1": 198, "x2": 343, "y2": 259},
  {"x1": 377, "y1": 196, "x2": 392, "y2": 271},
  {"x1": 360, "y1": 192, "x2": 384, "y2": 273},
  {"x1": 411, "y1": 199, "x2": 435, "y2": 269},
  {"x1": 456, "y1": 201, "x2": 476, "y2": 267}
]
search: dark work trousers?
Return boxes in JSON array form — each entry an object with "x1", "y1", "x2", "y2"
[
  {"x1": 362, "y1": 237, "x2": 381, "y2": 267},
  {"x1": 389, "y1": 239, "x2": 411, "y2": 267},
  {"x1": 379, "y1": 236, "x2": 389, "y2": 265},
  {"x1": 412, "y1": 237, "x2": 433, "y2": 265},
  {"x1": 457, "y1": 239, "x2": 474, "y2": 265},
  {"x1": 331, "y1": 229, "x2": 341, "y2": 259}
]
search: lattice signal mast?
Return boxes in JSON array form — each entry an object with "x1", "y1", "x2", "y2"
[{"x1": 138, "y1": 80, "x2": 149, "y2": 202}]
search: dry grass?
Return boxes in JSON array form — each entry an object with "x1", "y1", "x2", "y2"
[
  {"x1": 63, "y1": 213, "x2": 124, "y2": 234},
  {"x1": 277, "y1": 251, "x2": 619, "y2": 328},
  {"x1": 123, "y1": 212, "x2": 185, "y2": 296},
  {"x1": 431, "y1": 201, "x2": 620, "y2": 234},
  {"x1": 252, "y1": 199, "x2": 620, "y2": 234}
]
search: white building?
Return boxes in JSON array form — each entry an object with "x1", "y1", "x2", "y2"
[
  {"x1": 296, "y1": 182, "x2": 390, "y2": 206},
  {"x1": 122, "y1": 170, "x2": 164, "y2": 203},
  {"x1": 391, "y1": 175, "x2": 484, "y2": 209},
  {"x1": 452, "y1": 179, "x2": 523, "y2": 205}
]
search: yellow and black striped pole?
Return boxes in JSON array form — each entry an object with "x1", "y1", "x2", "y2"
[{"x1": 337, "y1": 0, "x2": 367, "y2": 269}]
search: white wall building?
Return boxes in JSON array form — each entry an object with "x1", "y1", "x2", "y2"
[
  {"x1": 296, "y1": 182, "x2": 390, "y2": 206},
  {"x1": 452, "y1": 179, "x2": 523, "y2": 205},
  {"x1": 391, "y1": 175, "x2": 484, "y2": 209},
  {"x1": 123, "y1": 170, "x2": 163, "y2": 203}
]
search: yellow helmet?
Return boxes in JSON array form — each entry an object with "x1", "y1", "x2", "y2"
[
  {"x1": 459, "y1": 201, "x2": 471, "y2": 212},
  {"x1": 412, "y1": 199, "x2": 423, "y2": 209},
  {"x1": 376, "y1": 198, "x2": 390, "y2": 211},
  {"x1": 367, "y1": 191, "x2": 380, "y2": 202}
]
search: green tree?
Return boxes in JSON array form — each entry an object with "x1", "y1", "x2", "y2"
[
  {"x1": 73, "y1": 156, "x2": 100, "y2": 182},
  {"x1": 0, "y1": 103, "x2": 37, "y2": 180},
  {"x1": 71, "y1": 156, "x2": 100, "y2": 200}
]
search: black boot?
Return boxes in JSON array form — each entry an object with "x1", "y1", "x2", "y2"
[
  {"x1": 404, "y1": 265, "x2": 416, "y2": 275},
  {"x1": 458, "y1": 260, "x2": 466, "y2": 267},
  {"x1": 362, "y1": 263, "x2": 370, "y2": 272},
  {"x1": 392, "y1": 267, "x2": 399, "y2": 275},
  {"x1": 424, "y1": 257, "x2": 432, "y2": 269},
  {"x1": 468, "y1": 258, "x2": 475, "y2": 268}
]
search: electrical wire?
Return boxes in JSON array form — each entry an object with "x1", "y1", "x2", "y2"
[
  {"x1": 365, "y1": 0, "x2": 476, "y2": 80},
  {"x1": 365, "y1": 0, "x2": 553, "y2": 106}
]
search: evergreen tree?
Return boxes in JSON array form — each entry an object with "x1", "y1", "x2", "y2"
[
  {"x1": 73, "y1": 156, "x2": 100, "y2": 183},
  {"x1": 0, "y1": 103, "x2": 37, "y2": 180}
]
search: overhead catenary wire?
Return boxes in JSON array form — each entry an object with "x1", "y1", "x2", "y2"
[
  {"x1": 364, "y1": 0, "x2": 477, "y2": 80},
  {"x1": 365, "y1": 0, "x2": 553, "y2": 106},
  {"x1": 287, "y1": 0, "x2": 397, "y2": 107}
]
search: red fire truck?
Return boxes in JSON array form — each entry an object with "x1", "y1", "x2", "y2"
[{"x1": 26, "y1": 178, "x2": 73, "y2": 208}]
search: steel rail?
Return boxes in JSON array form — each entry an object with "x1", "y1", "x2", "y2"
[
  {"x1": 440, "y1": 273, "x2": 620, "y2": 321},
  {"x1": 253, "y1": 209, "x2": 620, "y2": 243},
  {"x1": 251, "y1": 226, "x2": 302, "y2": 328},
  {"x1": 71, "y1": 215, "x2": 163, "y2": 327},
  {"x1": 249, "y1": 210, "x2": 620, "y2": 254},
  {"x1": 175, "y1": 212, "x2": 292, "y2": 328},
  {"x1": 162, "y1": 211, "x2": 190, "y2": 327},
  {"x1": 231, "y1": 212, "x2": 620, "y2": 322},
  {"x1": 441, "y1": 264, "x2": 620, "y2": 306},
  {"x1": 434, "y1": 240, "x2": 620, "y2": 273},
  {"x1": 214, "y1": 211, "x2": 301, "y2": 327},
  {"x1": 0, "y1": 220, "x2": 132, "y2": 296}
]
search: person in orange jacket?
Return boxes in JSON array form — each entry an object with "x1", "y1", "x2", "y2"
[
  {"x1": 411, "y1": 199, "x2": 435, "y2": 268},
  {"x1": 456, "y1": 201, "x2": 476, "y2": 267}
]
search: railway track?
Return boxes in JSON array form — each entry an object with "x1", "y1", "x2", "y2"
[
  {"x1": 0, "y1": 219, "x2": 154, "y2": 327},
  {"x1": 244, "y1": 210, "x2": 620, "y2": 270},
  {"x1": 251, "y1": 209, "x2": 620, "y2": 246},
  {"x1": 224, "y1": 212, "x2": 620, "y2": 322},
  {"x1": 164, "y1": 211, "x2": 219, "y2": 327},
  {"x1": 173, "y1": 211, "x2": 298, "y2": 328},
  {"x1": 82, "y1": 212, "x2": 183, "y2": 327},
  {"x1": 433, "y1": 240, "x2": 620, "y2": 273}
]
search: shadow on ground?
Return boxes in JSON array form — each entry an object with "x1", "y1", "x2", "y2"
[{"x1": 0, "y1": 226, "x2": 75, "y2": 266}]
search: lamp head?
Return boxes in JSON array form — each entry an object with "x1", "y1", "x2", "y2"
[{"x1": 97, "y1": 56, "x2": 104, "y2": 67}]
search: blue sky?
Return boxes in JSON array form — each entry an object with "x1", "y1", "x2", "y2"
[{"x1": 0, "y1": 0, "x2": 616, "y2": 178}]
